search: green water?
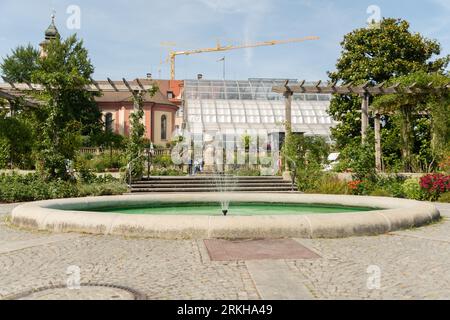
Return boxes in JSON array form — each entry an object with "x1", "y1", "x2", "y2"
[{"x1": 89, "y1": 202, "x2": 377, "y2": 216}]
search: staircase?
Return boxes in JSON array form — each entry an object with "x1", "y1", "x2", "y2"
[{"x1": 130, "y1": 176, "x2": 297, "y2": 193}]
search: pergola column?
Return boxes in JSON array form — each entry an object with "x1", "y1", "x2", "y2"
[
  {"x1": 374, "y1": 111, "x2": 382, "y2": 172},
  {"x1": 361, "y1": 93, "x2": 370, "y2": 143}
]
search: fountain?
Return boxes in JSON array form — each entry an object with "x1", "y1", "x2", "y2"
[
  {"x1": 9, "y1": 132, "x2": 441, "y2": 239},
  {"x1": 212, "y1": 173, "x2": 237, "y2": 216},
  {"x1": 11, "y1": 193, "x2": 440, "y2": 239}
]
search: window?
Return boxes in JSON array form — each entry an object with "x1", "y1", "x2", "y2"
[
  {"x1": 105, "y1": 113, "x2": 113, "y2": 132},
  {"x1": 167, "y1": 91, "x2": 175, "y2": 99},
  {"x1": 161, "y1": 115, "x2": 167, "y2": 140}
]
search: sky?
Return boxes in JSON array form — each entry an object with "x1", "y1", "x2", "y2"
[{"x1": 0, "y1": 0, "x2": 448, "y2": 81}]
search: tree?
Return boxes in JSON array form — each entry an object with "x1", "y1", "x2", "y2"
[
  {"x1": 0, "y1": 44, "x2": 40, "y2": 83},
  {"x1": 329, "y1": 18, "x2": 447, "y2": 84},
  {"x1": 31, "y1": 35, "x2": 100, "y2": 180},
  {"x1": 328, "y1": 18, "x2": 449, "y2": 171}
]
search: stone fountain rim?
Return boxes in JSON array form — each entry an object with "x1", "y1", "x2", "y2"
[{"x1": 10, "y1": 193, "x2": 440, "y2": 239}]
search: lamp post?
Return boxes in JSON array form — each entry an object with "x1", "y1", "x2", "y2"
[{"x1": 217, "y1": 57, "x2": 225, "y2": 80}]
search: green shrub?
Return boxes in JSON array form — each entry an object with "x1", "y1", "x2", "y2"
[
  {"x1": 336, "y1": 138, "x2": 377, "y2": 181},
  {"x1": 0, "y1": 173, "x2": 127, "y2": 203},
  {"x1": 0, "y1": 138, "x2": 10, "y2": 169},
  {"x1": 374, "y1": 176, "x2": 405, "y2": 198},
  {"x1": 80, "y1": 153, "x2": 127, "y2": 173},
  {"x1": 347, "y1": 175, "x2": 404, "y2": 197},
  {"x1": 77, "y1": 182, "x2": 128, "y2": 197},
  {"x1": 369, "y1": 189, "x2": 393, "y2": 197},
  {"x1": 402, "y1": 178, "x2": 425, "y2": 200},
  {"x1": 82, "y1": 153, "x2": 95, "y2": 161},
  {"x1": 150, "y1": 168, "x2": 185, "y2": 176},
  {"x1": 439, "y1": 192, "x2": 450, "y2": 203},
  {"x1": 227, "y1": 167, "x2": 261, "y2": 177},
  {"x1": 296, "y1": 163, "x2": 323, "y2": 192},
  {"x1": 307, "y1": 175, "x2": 349, "y2": 195},
  {"x1": 152, "y1": 155, "x2": 173, "y2": 168}
]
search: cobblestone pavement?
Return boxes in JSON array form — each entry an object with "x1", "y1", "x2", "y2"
[
  {"x1": 17, "y1": 286, "x2": 137, "y2": 300},
  {"x1": 0, "y1": 203, "x2": 449, "y2": 300}
]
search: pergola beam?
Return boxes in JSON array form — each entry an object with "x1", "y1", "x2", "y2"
[
  {"x1": 272, "y1": 82, "x2": 449, "y2": 96},
  {"x1": 122, "y1": 78, "x2": 133, "y2": 93},
  {"x1": 136, "y1": 79, "x2": 146, "y2": 91},
  {"x1": 0, "y1": 89, "x2": 41, "y2": 107},
  {"x1": 91, "y1": 79, "x2": 101, "y2": 92},
  {"x1": 2, "y1": 76, "x2": 16, "y2": 89},
  {"x1": 107, "y1": 78, "x2": 119, "y2": 92},
  {"x1": 0, "y1": 78, "x2": 154, "y2": 94}
]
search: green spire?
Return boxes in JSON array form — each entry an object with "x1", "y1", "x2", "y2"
[{"x1": 45, "y1": 12, "x2": 59, "y2": 40}]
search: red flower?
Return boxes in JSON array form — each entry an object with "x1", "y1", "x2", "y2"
[
  {"x1": 420, "y1": 174, "x2": 450, "y2": 200},
  {"x1": 348, "y1": 180, "x2": 363, "y2": 190}
]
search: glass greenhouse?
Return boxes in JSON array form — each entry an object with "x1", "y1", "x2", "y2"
[{"x1": 183, "y1": 79, "x2": 336, "y2": 140}]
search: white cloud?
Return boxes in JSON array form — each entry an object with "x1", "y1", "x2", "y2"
[
  {"x1": 197, "y1": 0, "x2": 271, "y2": 14},
  {"x1": 196, "y1": 0, "x2": 273, "y2": 66}
]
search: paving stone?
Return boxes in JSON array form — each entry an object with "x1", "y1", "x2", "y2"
[{"x1": 0, "y1": 203, "x2": 449, "y2": 300}]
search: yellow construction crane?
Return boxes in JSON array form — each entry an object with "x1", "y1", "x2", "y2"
[{"x1": 166, "y1": 36, "x2": 320, "y2": 80}]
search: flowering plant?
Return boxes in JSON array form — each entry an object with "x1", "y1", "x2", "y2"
[
  {"x1": 419, "y1": 174, "x2": 450, "y2": 201},
  {"x1": 348, "y1": 180, "x2": 364, "y2": 195}
]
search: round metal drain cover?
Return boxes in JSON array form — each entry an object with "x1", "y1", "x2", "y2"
[{"x1": 7, "y1": 284, "x2": 146, "y2": 300}]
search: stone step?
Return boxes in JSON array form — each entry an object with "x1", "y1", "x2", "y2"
[
  {"x1": 130, "y1": 186, "x2": 296, "y2": 193},
  {"x1": 135, "y1": 178, "x2": 286, "y2": 184},
  {"x1": 132, "y1": 180, "x2": 290, "y2": 185},
  {"x1": 135, "y1": 176, "x2": 283, "y2": 181},
  {"x1": 131, "y1": 182, "x2": 293, "y2": 189},
  {"x1": 139, "y1": 176, "x2": 285, "y2": 181}
]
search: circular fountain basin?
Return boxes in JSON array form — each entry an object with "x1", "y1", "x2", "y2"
[{"x1": 11, "y1": 193, "x2": 440, "y2": 239}]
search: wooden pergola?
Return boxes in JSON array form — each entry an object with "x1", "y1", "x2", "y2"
[
  {"x1": 0, "y1": 87, "x2": 42, "y2": 108},
  {"x1": 273, "y1": 80, "x2": 450, "y2": 172},
  {"x1": 0, "y1": 77, "x2": 154, "y2": 93},
  {"x1": 0, "y1": 77, "x2": 154, "y2": 111}
]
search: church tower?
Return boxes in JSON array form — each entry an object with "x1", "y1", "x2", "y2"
[{"x1": 39, "y1": 13, "x2": 60, "y2": 58}]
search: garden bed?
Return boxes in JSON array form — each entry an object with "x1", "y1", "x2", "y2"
[{"x1": 0, "y1": 173, "x2": 128, "y2": 203}]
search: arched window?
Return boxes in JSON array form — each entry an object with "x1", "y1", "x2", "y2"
[
  {"x1": 161, "y1": 115, "x2": 167, "y2": 140},
  {"x1": 105, "y1": 113, "x2": 113, "y2": 132}
]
